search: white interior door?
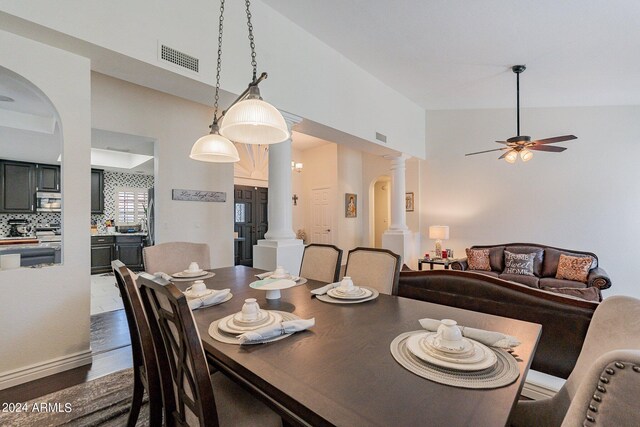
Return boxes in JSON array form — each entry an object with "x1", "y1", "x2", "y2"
[{"x1": 310, "y1": 187, "x2": 333, "y2": 244}]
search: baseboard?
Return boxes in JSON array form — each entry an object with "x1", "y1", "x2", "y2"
[
  {"x1": 0, "y1": 349, "x2": 93, "y2": 390},
  {"x1": 521, "y1": 369, "x2": 566, "y2": 400}
]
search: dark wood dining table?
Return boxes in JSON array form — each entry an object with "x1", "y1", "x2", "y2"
[{"x1": 183, "y1": 266, "x2": 541, "y2": 427}]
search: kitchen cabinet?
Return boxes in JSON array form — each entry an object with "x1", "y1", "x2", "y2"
[
  {"x1": 91, "y1": 235, "x2": 115, "y2": 274},
  {"x1": 91, "y1": 169, "x2": 104, "y2": 214},
  {"x1": 0, "y1": 160, "x2": 36, "y2": 213},
  {"x1": 36, "y1": 164, "x2": 60, "y2": 192},
  {"x1": 91, "y1": 234, "x2": 145, "y2": 273}
]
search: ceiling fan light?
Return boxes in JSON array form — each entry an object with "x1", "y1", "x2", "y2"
[
  {"x1": 219, "y1": 91, "x2": 290, "y2": 145},
  {"x1": 520, "y1": 149, "x2": 534, "y2": 162},
  {"x1": 190, "y1": 132, "x2": 240, "y2": 163},
  {"x1": 505, "y1": 150, "x2": 518, "y2": 164}
]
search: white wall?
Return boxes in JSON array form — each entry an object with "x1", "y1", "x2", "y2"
[
  {"x1": 91, "y1": 73, "x2": 234, "y2": 267},
  {"x1": 0, "y1": 0, "x2": 426, "y2": 158},
  {"x1": 0, "y1": 30, "x2": 91, "y2": 386},
  {"x1": 422, "y1": 106, "x2": 640, "y2": 297},
  {"x1": 336, "y1": 145, "x2": 364, "y2": 256}
]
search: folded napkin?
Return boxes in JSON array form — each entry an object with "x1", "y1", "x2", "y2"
[
  {"x1": 419, "y1": 318, "x2": 521, "y2": 349},
  {"x1": 187, "y1": 289, "x2": 230, "y2": 310},
  {"x1": 310, "y1": 282, "x2": 341, "y2": 295},
  {"x1": 237, "y1": 318, "x2": 315, "y2": 344},
  {"x1": 255, "y1": 271, "x2": 273, "y2": 280},
  {"x1": 154, "y1": 272, "x2": 172, "y2": 281}
]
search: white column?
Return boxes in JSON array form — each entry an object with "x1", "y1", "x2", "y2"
[
  {"x1": 253, "y1": 112, "x2": 305, "y2": 275},
  {"x1": 387, "y1": 154, "x2": 409, "y2": 231},
  {"x1": 382, "y1": 154, "x2": 413, "y2": 265}
]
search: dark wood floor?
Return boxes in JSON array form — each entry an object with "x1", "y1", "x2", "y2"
[{"x1": 0, "y1": 309, "x2": 132, "y2": 404}]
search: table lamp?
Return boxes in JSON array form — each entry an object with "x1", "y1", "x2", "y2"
[{"x1": 428, "y1": 225, "x2": 449, "y2": 258}]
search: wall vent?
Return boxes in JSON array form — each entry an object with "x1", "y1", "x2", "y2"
[
  {"x1": 375, "y1": 132, "x2": 387, "y2": 143},
  {"x1": 160, "y1": 44, "x2": 199, "y2": 73}
]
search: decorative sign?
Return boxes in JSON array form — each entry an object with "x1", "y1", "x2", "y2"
[{"x1": 172, "y1": 189, "x2": 226, "y2": 202}]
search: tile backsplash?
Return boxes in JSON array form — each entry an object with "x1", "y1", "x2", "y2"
[
  {"x1": 0, "y1": 212, "x2": 61, "y2": 237},
  {"x1": 91, "y1": 171, "x2": 154, "y2": 233}
]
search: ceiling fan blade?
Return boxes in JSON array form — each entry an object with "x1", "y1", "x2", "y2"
[
  {"x1": 533, "y1": 135, "x2": 577, "y2": 145},
  {"x1": 529, "y1": 145, "x2": 567, "y2": 152},
  {"x1": 498, "y1": 150, "x2": 512, "y2": 160},
  {"x1": 495, "y1": 141, "x2": 508, "y2": 144},
  {"x1": 465, "y1": 148, "x2": 509, "y2": 156}
]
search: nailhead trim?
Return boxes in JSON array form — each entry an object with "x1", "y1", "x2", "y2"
[
  {"x1": 597, "y1": 385, "x2": 606, "y2": 393},
  {"x1": 592, "y1": 394, "x2": 601, "y2": 402},
  {"x1": 605, "y1": 368, "x2": 615, "y2": 375},
  {"x1": 633, "y1": 366, "x2": 640, "y2": 373},
  {"x1": 615, "y1": 362, "x2": 625, "y2": 369},
  {"x1": 589, "y1": 404, "x2": 598, "y2": 413},
  {"x1": 599, "y1": 376, "x2": 609, "y2": 384},
  {"x1": 585, "y1": 361, "x2": 639, "y2": 425},
  {"x1": 586, "y1": 415, "x2": 596, "y2": 423}
]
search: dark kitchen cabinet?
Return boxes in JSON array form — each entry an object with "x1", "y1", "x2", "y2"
[
  {"x1": 36, "y1": 164, "x2": 60, "y2": 192},
  {"x1": 115, "y1": 236, "x2": 144, "y2": 270},
  {"x1": 91, "y1": 169, "x2": 104, "y2": 214},
  {"x1": 91, "y1": 235, "x2": 115, "y2": 274},
  {"x1": 0, "y1": 160, "x2": 36, "y2": 213}
]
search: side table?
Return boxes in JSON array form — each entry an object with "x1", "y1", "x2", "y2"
[{"x1": 417, "y1": 258, "x2": 457, "y2": 271}]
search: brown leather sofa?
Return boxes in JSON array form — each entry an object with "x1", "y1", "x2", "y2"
[
  {"x1": 396, "y1": 269, "x2": 599, "y2": 379},
  {"x1": 450, "y1": 243, "x2": 611, "y2": 301}
]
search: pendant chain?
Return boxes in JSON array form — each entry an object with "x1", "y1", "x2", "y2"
[
  {"x1": 245, "y1": 0, "x2": 258, "y2": 83},
  {"x1": 212, "y1": 0, "x2": 226, "y2": 122}
]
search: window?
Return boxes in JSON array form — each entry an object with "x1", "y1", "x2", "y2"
[
  {"x1": 235, "y1": 203, "x2": 246, "y2": 223},
  {"x1": 116, "y1": 187, "x2": 148, "y2": 225}
]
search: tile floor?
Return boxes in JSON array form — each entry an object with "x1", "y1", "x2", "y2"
[{"x1": 90, "y1": 273, "x2": 124, "y2": 315}]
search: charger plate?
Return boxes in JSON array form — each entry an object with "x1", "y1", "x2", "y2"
[
  {"x1": 316, "y1": 287, "x2": 379, "y2": 304},
  {"x1": 208, "y1": 311, "x2": 300, "y2": 345},
  {"x1": 390, "y1": 331, "x2": 519, "y2": 389},
  {"x1": 171, "y1": 272, "x2": 215, "y2": 282}
]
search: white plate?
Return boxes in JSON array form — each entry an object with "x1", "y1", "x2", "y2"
[
  {"x1": 327, "y1": 287, "x2": 373, "y2": 300},
  {"x1": 217, "y1": 311, "x2": 283, "y2": 335},
  {"x1": 232, "y1": 309, "x2": 269, "y2": 326},
  {"x1": 406, "y1": 332, "x2": 497, "y2": 371},
  {"x1": 424, "y1": 333, "x2": 474, "y2": 354},
  {"x1": 184, "y1": 288, "x2": 214, "y2": 299},
  {"x1": 173, "y1": 270, "x2": 208, "y2": 278},
  {"x1": 420, "y1": 336, "x2": 485, "y2": 364},
  {"x1": 316, "y1": 287, "x2": 379, "y2": 305}
]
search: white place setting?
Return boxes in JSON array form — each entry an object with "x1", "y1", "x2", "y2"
[
  {"x1": 312, "y1": 276, "x2": 379, "y2": 304},
  {"x1": 208, "y1": 298, "x2": 314, "y2": 345},
  {"x1": 170, "y1": 261, "x2": 216, "y2": 281},
  {"x1": 250, "y1": 265, "x2": 308, "y2": 299},
  {"x1": 183, "y1": 280, "x2": 232, "y2": 310},
  {"x1": 390, "y1": 319, "x2": 521, "y2": 389}
]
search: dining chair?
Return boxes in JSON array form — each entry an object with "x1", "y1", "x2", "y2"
[
  {"x1": 299, "y1": 244, "x2": 343, "y2": 283},
  {"x1": 510, "y1": 295, "x2": 640, "y2": 427},
  {"x1": 136, "y1": 272, "x2": 282, "y2": 427},
  {"x1": 344, "y1": 247, "x2": 401, "y2": 294},
  {"x1": 143, "y1": 241, "x2": 211, "y2": 275},
  {"x1": 112, "y1": 260, "x2": 163, "y2": 427}
]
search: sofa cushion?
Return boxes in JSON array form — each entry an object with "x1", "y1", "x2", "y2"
[
  {"x1": 556, "y1": 254, "x2": 592, "y2": 283},
  {"x1": 503, "y1": 251, "x2": 536, "y2": 276},
  {"x1": 466, "y1": 248, "x2": 491, "y2": 271},
  {"x1": 539, "y1": 277, "x2": 587, "y2": 289},
  {"x1": 542, "y1": 248, "x2": 597, "y2": 278},
  {"x1": 487, "y1": 246, "x2": 505, "y2": 271},
  {"x1": 505, "y1": 246, "x2": 544, "y2": 276},
  {"x1": 542, "y1": 286, "x2": 601, "y2": 302},
  {"x1": 469, "y1": 270, "x2": 500, "y2": 277},
  {"x1": 499, "y1": 273, "x2": 540, "y2": 288}
]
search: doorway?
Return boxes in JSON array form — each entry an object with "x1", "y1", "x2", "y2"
[
  {"x1": 372, "y1": 177, "x2": 390, "y2": 248},
  {"x1": 310, "y1": 187, "x2": 333, "y2": 244},
  {"x1": 234, "y1": 185, "x2": 268, "y2": 266}
]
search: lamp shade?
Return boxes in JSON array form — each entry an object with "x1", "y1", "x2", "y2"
[
  {"x1": 429, "y1": 225, "x2": 449, "y2": 240},
  {"x1": 520, "y1": 149, "x2": 533, "y2": 162},
  {"x1": 190, "y1": 133, "x2": 240, "y2": 163},
  {"x1": 504, "y1": 150, "x2": 518, "y2": 164},
  {"x1": 219, "y1": 98, "x2": 290, "y2": 145}
]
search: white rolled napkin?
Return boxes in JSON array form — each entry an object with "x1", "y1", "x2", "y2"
[
  {"x1": 310, "y1": 282, "x2": 340, "y2": 295},
  {"x1": 237, "y1": 318, "x2": 315, "y2": 344},
  {"x1": 187, "y1": 289, "x2": 230, "y2": 310},
  {"x1": 154, "y1": 272, "x2": 172, "y2": 281},
  {"x1": 419, "y1": 318, "x2": 521, "y2": 349},
  {"x1": 256, "y1": 271, "x2": 273, "y2": 279}
]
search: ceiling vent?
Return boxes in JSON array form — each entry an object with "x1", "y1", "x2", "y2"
[
  {"x1": 375, "y1": 132, "x2": 387, "y2": 143},
  {"x1": 160, "y1": 44, "x2": 199, "y2": 73}
]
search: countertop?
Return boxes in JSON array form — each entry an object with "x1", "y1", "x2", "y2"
[
  {"x1": 93, "y1": 232, "x2": 148, "y2": 236},
  {"x1": 0, "y1": 242, "x2": 61, "y2": 251}
]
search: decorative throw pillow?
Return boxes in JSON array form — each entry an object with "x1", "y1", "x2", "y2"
[
  {"x1": 556, "y1": 254, "x2": 592, "y2": 283},
  {"x1": 503, "y1": 251, "x2": 536, "y2": 276},
  {"x1": 466, "y1": 248, "x2": 491, "y2": 271}
]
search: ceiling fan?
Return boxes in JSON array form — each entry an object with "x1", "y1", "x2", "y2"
[{"x1": 465, "y1": 65, "x2": 577, "y2": 163}]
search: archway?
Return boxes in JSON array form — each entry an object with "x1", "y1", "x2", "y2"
[{"x1": 369, "y1": 175, "x2": 390, "y2": 248}]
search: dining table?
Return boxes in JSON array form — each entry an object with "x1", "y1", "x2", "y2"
[{"x1": 182, "y1": 266, "x2": 542, "y2": 427}]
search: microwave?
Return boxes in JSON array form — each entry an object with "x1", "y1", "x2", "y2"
[{"x1": 36, "y1": 191, "x2": 62, "y2": 212}]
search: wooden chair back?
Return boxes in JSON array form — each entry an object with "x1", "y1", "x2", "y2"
[
  {"x1": 345, "y1": 247, "x2": 401, "y2": 295},
  {"x1": 143, "y1": 242, "x2": 211, "y2": 275},
  {"x1": 299, "y1": 244, "x2": 343, "y2": 283}
]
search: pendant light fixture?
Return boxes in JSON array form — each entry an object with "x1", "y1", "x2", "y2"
[
  {"x1": 218, "y1": 0, "x2": 290, "y2": 145},
  {"x1": 190, "y1": 0, "x2": 240, "y2": 163}
]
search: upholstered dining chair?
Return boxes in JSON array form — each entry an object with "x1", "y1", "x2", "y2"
[
  {"x1": 143, "y1": 241, "x2": 210, "y2": 275},
  {"x1": 344, "y1": 247, "x2": 401, "y2": 295},
  {"x1": 510, "y1": 295, "x2": 640, "y2": 427},
  {"x1": 136, "y1": 272, "x2": 282, "y2": 427},
  {"x1": 112, "y1": 260, "x2": 163, "y2": 427},
  {"x1": 299, "y1": 244, "x2": 343, "y2": 283}
]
